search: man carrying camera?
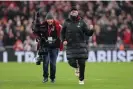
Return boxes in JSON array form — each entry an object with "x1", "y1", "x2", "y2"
[{"x1": 32, "y1": 12, "x2": 62, "y2": 83}]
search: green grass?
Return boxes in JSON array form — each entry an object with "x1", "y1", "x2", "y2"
[{"x1": 0, "y1": 62, "x2": 133, "y2": 89}]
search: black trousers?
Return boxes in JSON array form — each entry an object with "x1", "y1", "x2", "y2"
[{"x1": 68, "y1": 59, "x2": 86, "y2": 81}]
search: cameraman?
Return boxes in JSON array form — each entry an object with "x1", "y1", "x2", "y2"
[{"x1": 33, "y1": 12, "x2": 62, "y2": 83}]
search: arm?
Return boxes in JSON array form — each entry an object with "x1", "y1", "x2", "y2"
[
  {"x1": 61, "y1": 21, "x2": 67, "y2": 42},
  {"x1": 82, "y1": 21, "x2": 94, "y2": 36},
  {"x1": 55, "y1": 21, "x2": 62, "y2": 38}
]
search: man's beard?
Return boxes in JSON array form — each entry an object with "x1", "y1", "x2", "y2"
[{"x1": 70, "y1": 15, "x2": 77, "y2": 20}]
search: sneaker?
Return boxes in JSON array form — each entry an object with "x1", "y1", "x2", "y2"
[
  {"x1": 75, "y1": 68, "x2": 79, "y2": 77},
  {"x1": 79, "y1": 80, "x2": 84, "y2": 85},
  {"x1": 42, "y1": 78, "x2": 48, "y2": 83},
  {"x1": 51, "y1": 79, "x2": 55, "y2": 83}
]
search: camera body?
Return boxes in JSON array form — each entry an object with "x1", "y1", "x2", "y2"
[{"x1": 32, "y1": 11, "x2": 48, "y2": 65}]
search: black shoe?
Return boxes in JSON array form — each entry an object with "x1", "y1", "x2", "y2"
[
  {"x1": 43, "y1": 78, "x2": 48, "y2": 83},
  {"x1": 51, "y1": 79, "x2": 55, "y2": 83}
]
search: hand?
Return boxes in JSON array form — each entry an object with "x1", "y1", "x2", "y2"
[
  {"x1": 63, "y1": 41, "x2": 68, "y2": 45},
  {"x1": 90, "y1": 24, "x2": 94, "y2": 30}
]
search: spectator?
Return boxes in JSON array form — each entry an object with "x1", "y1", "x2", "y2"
[
  {"x1": 13, "y1": 38, "x2": 23, "y2": 51},
  {"x1": 23, "y1": 42, "x2": 31, "y2": 51},
  {"x1": 23, "y1": 36, "x2": 32, "y2": 51},
  {"x1": 0, "y1": 1, "x2": 132, "y2": 50},
  {"x1": 123, "y1": 28, "x2": 132, "y2": 44},
  {"x1": 0, "y1": 27, "x2": 4, "y2": 51}
]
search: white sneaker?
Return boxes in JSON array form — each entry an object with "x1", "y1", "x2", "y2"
[
  {"x1": 75, "y1": 68, "x2": 79, "y2": 77},
  {"x1": 79, "y1": 80, "x2": 84, "y2": 85}
]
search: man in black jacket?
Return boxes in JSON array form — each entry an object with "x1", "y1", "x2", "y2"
[{"x1": 61, "y1": 7, "x2": 94, "y2": 84}]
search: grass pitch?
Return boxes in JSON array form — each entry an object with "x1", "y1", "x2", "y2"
[{"x1": 0, "y1": 62, "x2": 133, "y2": 89}]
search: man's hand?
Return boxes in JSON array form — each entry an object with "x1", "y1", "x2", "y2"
[{"x1": 63, "y1": 41, "x2": 68, "y2": 45}]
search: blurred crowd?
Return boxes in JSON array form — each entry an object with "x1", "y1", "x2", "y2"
[{"x1": 0, "y1": 1, "x2": 133, "y2": 51}]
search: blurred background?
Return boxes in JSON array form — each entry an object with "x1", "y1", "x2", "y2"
[
  {"x1": 0, "y1": 1, "x2": 133, "y2": 62},
  {"x1": 0, "y1": 2, "x2": 132, "y2": 89}
]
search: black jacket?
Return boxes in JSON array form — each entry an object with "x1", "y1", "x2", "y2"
[
  {"x1": 61, "y1": 16, "x2": 94, "y2": 60},
  {"x1": 33, "y1": 20, "x2": 61, "y2": 49}
]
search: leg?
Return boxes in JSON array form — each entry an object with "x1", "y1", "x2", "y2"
[
  {"x1": 68, "y1": 59, "x2": 78, "y2": 68},
  {"x1": 68, "y1": 59, "x2": 79, "y2": 77},
  {"x1": 42, "y1": 50, "x2": 49, "y2": 82},
  {"x1": 49, "y1": 48, "x2": 59, "y2": 81},
  {"x1": 77, "y1": 59, "x2": 86, "y2": 81},
  {"x1": 75, "y1": 60, "x2": 80, "y2": 77}
]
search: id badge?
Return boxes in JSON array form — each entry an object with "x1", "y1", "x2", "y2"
[{"x1": 48, "y1": 37, "x2": 53, "y2": 41}]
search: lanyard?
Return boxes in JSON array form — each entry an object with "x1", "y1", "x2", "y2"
[{"x1": 48, "y1": 26, "x2": 52, "y2": 36}]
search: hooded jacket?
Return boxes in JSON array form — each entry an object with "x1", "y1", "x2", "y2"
[{"x1": 61, "y1": 16, "x2": 94, "y2": 60}]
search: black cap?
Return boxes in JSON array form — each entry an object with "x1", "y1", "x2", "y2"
[
  {"x1": 45, "y1": 13, "x2": 54, "y2": 20},
  {"x1": 71, "y1": 6, "x2": 78, "y2": 11}
]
